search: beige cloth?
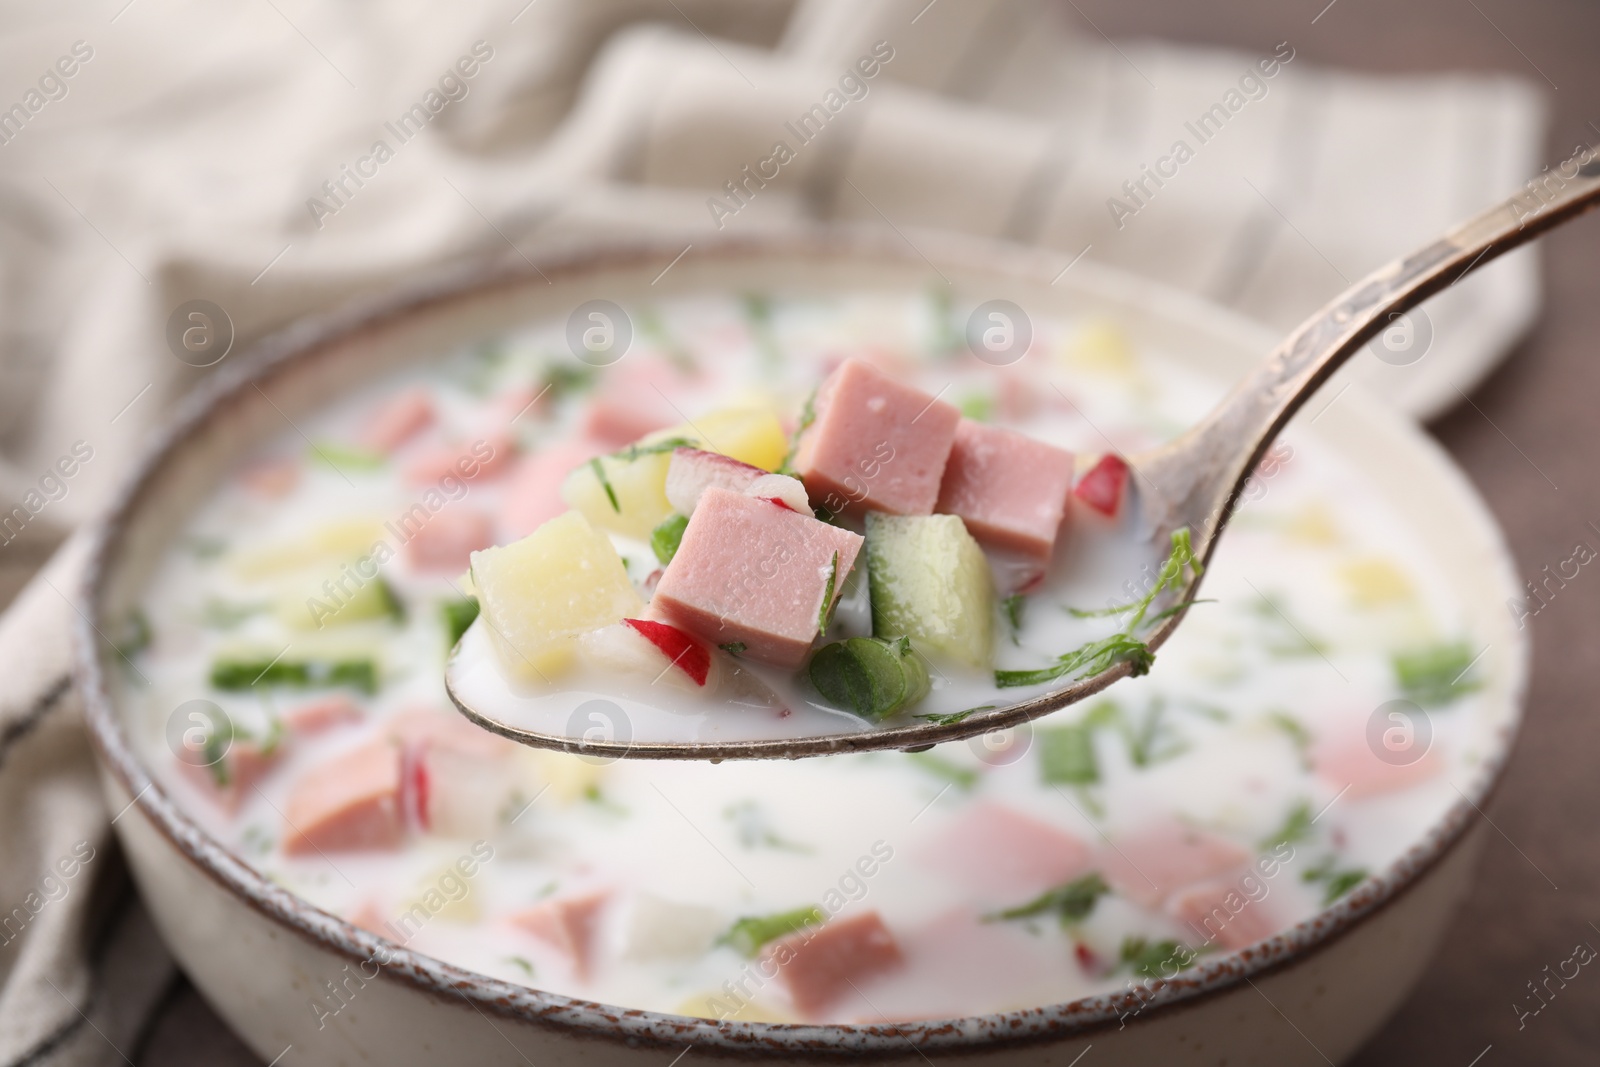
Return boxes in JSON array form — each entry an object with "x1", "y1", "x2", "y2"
[{"x1": 0, "y1": 1, "x2": 1545, "y2": 1062}]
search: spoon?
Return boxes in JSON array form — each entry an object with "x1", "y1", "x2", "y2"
[{"x1": 449, "y1": 146, "x2": 1600, "y2": 760}]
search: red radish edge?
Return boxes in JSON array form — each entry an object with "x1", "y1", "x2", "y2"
[
  {"x1": 621, "y1": 618, "x2": 711, "y2": 686},
  {"x1": 1074, "y1": 454, "x2": 1130, "y2": 517},
  {"x1": 404, "y1": 744, "x2": 431, "y2": 831}
]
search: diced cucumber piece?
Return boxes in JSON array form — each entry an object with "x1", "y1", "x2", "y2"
[
  {"x1": 808, "y1": 636, "x2": 930, "y2": 721},
  {"x1": 866, "y1": 513, "x2": 995, "y2": 668}
]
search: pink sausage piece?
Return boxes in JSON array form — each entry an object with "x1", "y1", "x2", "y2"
[
  {"x1": 499, "y1": 439, "x2": 608, "y2": 539},
  {"x1": 580, "y1": 361, "x2": 689, "y2": 447},
  {"x1": 936, "y1": 419, "x2": 1075, "y2": 561},
  {"x1": 510, "y1": 892, "x2": 609, "y2": 981},
  {"x1": 385, "y1": 707, "x2": 513, "y2": 760},
  {"x1": 767, "y1": 912, "x2": 904, "y2": 1019},
  {"x1": 402, "y1": 433, "x2": 515, "y2": 487},
  {"x1": 914, "y1": 801, "x2": 1092, "y2": 900},
  {"x1": 1096, "y1": 823, "x2": 1250, "y2": 910},
  {"x1": 652, "y1": 487, "x2": 862, "y2": 669},
  {"x1": 1168, "y1": 877, "x2": 1283, "y2": 951},
  {"x1": 793, "y1": 358, "x2": 959, "y2": 517},
  {"x1": 1313, "y1": 734, "x2": 1440, "y2": 800},
  {"x1": 239, "y1": 456, "x2": 301, "y2": 498},
  {"x1": 283, "y1": 694, "x2": 363, "y2": 735},
  {"x1": 178, "y1": 739, "x2": 284, "y2": 814},
  {"x1": 404, "y1": 507, "x2": 495, "y2": 573},
  {"x1": 283, "y1": 740, "x2": 405, "y2": 855},
  {"x1": 359, "y1": 386, "x2": 435, "y2": 454}
]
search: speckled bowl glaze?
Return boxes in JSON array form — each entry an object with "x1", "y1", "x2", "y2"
[{"x1": 74, "y1": 230, "x2": 1527, "y2": 1065}]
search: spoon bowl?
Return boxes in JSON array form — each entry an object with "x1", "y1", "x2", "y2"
[{"x1": 449, "y1": 148, "x2": 1600, "y2": 759}]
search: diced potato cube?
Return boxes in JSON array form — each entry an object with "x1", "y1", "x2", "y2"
[
  {"x1": 562, "y1": 450, "x2": 676, "y2": 540},
  {"x1": 469, "y1": 511, "x2": 643, "y2": 680},
  {"x1": 678, "y1": 407, "x2": 788, "y2": 472}
]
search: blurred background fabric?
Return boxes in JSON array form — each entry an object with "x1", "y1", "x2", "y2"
[
  {"x1": 0, "y1": 0, "x2": 1545, "y2": 533},
  {"x1": 0, "y1": 1, "x2": 1550, "y2": 1064}
]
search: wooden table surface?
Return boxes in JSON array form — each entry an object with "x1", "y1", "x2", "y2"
[{"x1": 7, "y1": 0, "x2": 1595, "y2": 1062}]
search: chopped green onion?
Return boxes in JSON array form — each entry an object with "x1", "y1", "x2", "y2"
[
  {"x1": 1038, "y1": 723, "x2": 1100, "y2": 785},
  {"x1": 650, "y1": 513, "x2": 690, "y2": 566},
  {"x1": 809, "y1": 636, "x2": 930, "y2": 721},
  {"x1": 987, "y1": 872, "x2": 1110, "y2": 926},
  {"x1": 718, "y1": 906, "x2": 824, "y2": 957},
  {"x1": 441, "y1": 597, "x2": 480, "y2": 648},
  {"x1": 1119, "y1": 936, "x2": 1195, "y2": 980},
  {"x1": 817, "y1": 551, "x2": 840, "y2": 634},
  {"x1": 1260, "y1": 799, "x2": 1314, "y2": 851},
  {"x1": 589, "y1": 457, "x2": 620, "y2": 512},
  {"x1": 209, "y1": 655, "x2": 379, "y2": 694},
  {"x1": 310, "y1": 442, "x2": 386, "y2": 471},
  {"x1": 1392, "y1": 641, "x2": 1481, "y2": 705}
]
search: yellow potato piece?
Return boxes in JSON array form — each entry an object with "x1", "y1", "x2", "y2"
[
  {"x1": 230, "y1": 518, "x2": 385, "y2": 579},
  {"x1": 1060, "y1": 319, "x2": 1137, "y2": 376},
  {"x1": 1340, "y1": 558, "x2": 1415, "y2": 607},
  {"x1": 395, "y1": 867, "x2": 482, "y2": 924},
  {"x1": 1283, "y1": 502, "x2": 1342, "y2": 546},
  {"x1": 468, "y1": 511, "x2": 642, "y2": 682},
  {"x1": 663, "y1": 407, "x2": 788, "y2": 472},
  {"x1": 525, "y1": 749, "x2": 606, "y2": 805},
  {"x1": 675, "y1": 993, "x2": 794, "y2": 1024}
]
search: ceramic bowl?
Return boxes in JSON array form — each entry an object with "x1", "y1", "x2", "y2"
[{"x1": 74, "y1": 230, "x2": 1526, "y2": 1065}]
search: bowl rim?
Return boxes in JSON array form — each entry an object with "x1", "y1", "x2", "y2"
[{"x1": 72, "y1": 227, "x2": 1529, "y2": 1056}]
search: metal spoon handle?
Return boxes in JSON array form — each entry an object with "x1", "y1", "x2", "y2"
[{"x1": 1141, "y1": 145, "x2": 1600, "y2": 555}]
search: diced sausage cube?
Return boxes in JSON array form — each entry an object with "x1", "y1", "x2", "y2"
[
  {"x1": 283, "y1": 695, "x2": 363, "y2": 735},
  {"x1": 177, "y1": 739, "x2": 284, "y2": 814},
  {"x1": 404, "y1": 507, "x2": 495, "y2": 572},
  {"x1": 359, "y1": 386, "x2": 435, "y2": 453},
  {"x1": 1096, "y1": 823, "x2": 1249, "y2": 909},
  {"x1": 499, "y1": 440, "x2": 607, "y2": 540},
  {"x1": 766, "y1": 912, "x2": 904, "y2": 1018},
  {"x1": 652, "y1": 487, "x2": 863, "y2": 669},
  {"x1": 283, "y1": 741, "x2": 405, "y2": 855},
  {"x1": 239, "y1": 457, "x2": 301, "y2": 498},
  {"x1": 1169, "y1": 877, "x2": 1282, "y2": 951},
  {"x1": 385, "y1": 707, "x2": 515, "y2": 760},
  {"x1": 936, "y1": 419, "x2": 1075, "y2": 560},
  {"x1": 915, "y1": 802, "x2": 1092, "y2": 899},
  {"x1": 1074, "y1": 454, "x2": 1131, "y2": 518},
  {"x1": 1313, "y1": 735, "x2": 1439, "y2": 800},
  {"x1": 510, "y1": 892, "x2": 609, "y2": 980},
  {"x1": 793, "y1": 358, "x2": 959, "y2": 517},
  {"x1": 580, "y1": 361, "x2": 689, "y2": 446},
  {"x1": 402, "y1": 433, "x2": 514, "y2": 487}
]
